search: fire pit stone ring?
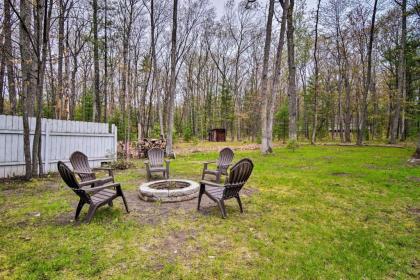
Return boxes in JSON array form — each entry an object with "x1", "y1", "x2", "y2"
[{"x1": 138, "y1": 179, "x2": 200, "y2": 202}]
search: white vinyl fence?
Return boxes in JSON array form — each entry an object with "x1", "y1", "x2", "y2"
[{"x1": 0, "y1": 115, "x2": 117, "y2": 178}]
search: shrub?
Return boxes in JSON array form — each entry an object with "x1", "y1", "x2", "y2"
[
  {"x1": 111, "y1": 159, "x2": 134, "y2": 170},
  {"x1": 286, "y1": 140, "x2": 299, "y2": 152}
]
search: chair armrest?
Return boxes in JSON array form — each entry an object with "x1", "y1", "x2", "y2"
[
  {"x1": 93, "y1": 167, "x2": 114, "y2": 171},
  {"x1": 82, "y1": 182, "x2": 120, "y2": 193},
  {"x1": 200, "y1": 180, "x2": 224, "y2": 188},
  {"x1": 79, "y1": 178, "x2": 108, "y2": 187},
  {"x1": 74, "y1": 170, "x2": 94, "y2": 175},
  {"x1": 93, "y1": 167, "x2": 114, "y2": 177},
  {"x1": 203, "y1": 160, "x2": 216, "y2": 168}
]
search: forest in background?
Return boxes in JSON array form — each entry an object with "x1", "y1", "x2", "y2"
[{"x1": 0, "y1": 0, "x2": 419, "y2": 178}]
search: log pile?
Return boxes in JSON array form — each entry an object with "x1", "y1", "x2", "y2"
[
  {"x1": 138, "y1": 137, "x2": 166, "y2": 158},
  {"x1": 117, "y1": 141, "x2": 137, "y2": 159}
]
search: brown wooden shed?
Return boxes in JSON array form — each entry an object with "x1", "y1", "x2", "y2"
[{"x1": 208, "y1": 128, "x2": 226, "y2": 142}]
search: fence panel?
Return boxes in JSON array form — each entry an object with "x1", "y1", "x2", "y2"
[{"x1": 0, "y1": 115, "x2": 117, "y2": 178}]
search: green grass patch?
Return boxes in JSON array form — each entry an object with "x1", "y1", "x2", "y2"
[{"x1": 0, "y1": 146, "x2": 419, "y2": 279}]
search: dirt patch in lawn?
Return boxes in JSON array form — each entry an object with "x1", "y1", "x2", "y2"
[
  {"x1": 407, "y1": 207, "x2": 420, "y2": 216},
  {"x1": 125, "y1": 186, "x2": 258, "y2": 225},
  {"x1": 408, "y1": 176, "x2": 420, "y2": 183}
]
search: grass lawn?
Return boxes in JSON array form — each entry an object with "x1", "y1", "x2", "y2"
[{"x1": 0, "y1": 145, "x2": 419, "y2": 279}]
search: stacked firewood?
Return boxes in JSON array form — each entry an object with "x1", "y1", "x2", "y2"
[
  {"x1": 138, "y1": 137, "x2": 166, "y2": 158},
  {"x1": 117, "y1": 141, "x2": 137, "y2": 159}
]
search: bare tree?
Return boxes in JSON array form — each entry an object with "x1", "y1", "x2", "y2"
[
  {"x1": 18, "y1": 0, "x2": 34, "y2": 179},
  {"x1": 0, "y1": 38, "x2": 4, "y2": 114},
  {"x1": 287, "y1": 0, "x2": 297, "y2": 141},
  {"x1": 266, "y1": 0, "x2": 288, "y2": 151},
  {"x1": 260, "y1": 0, "x2": 275, "y2": 154},
  {"x1": 166, "y1": 0, "x2": 178, "y2": 157},
  {"x1": 356, "y1": 0, "x2": 378, "y2": 145},
  {"x1": 4, "y1": 0, "x2": 17, "y2": 113},
  {"x1": 389, "y1": 0, "x2": 407, "y2": 144},
  {"x1": 311, "y1": 0, "x2": 321, "y2": 144},
  {"x1": 92, "y1": 0, "x2": 101, "y2": 121}
]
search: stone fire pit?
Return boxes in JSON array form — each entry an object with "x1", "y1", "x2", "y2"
[{"x1": 138, "y1": 179, "x2": 200, "y2": 202}]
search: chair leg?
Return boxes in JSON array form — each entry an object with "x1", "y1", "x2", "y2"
[
  {"x1": 197, "y1": 184, "x2": 205, "y2": 211},
  {"x1": 215, "y1": 172, "x2": 221, "y2": 184},
  {"x1": 121, "y1": 194, "x2": 130, "y2": 213},
  {"x1": 217, "y1": 200, "x2": 227, "y2": 219},
  {"x1": 108, "y1": 201, "x2": 113, "y2": 207},
  {"x1": 85, "y1": 205, "x2": 97, "y2": 223},
  {"x1": 235, "y1": 195, "x2": 243, "y2": 213},
  {"x1": 75, "y1": 200, "x2": 85, "y2": 220}
]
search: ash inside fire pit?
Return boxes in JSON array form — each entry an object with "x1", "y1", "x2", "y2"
[
  {"x1": 149, "y1": 181, "x2": 190, "y2": 190},
  {"x1": 138, "y1": 179, "x2": 200, "y2": 202}
]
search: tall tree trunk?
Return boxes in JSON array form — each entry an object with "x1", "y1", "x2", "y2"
[
  {"x1": 259, "y1": 0, "x2": 275, "y2": 154},
  {"x1": 267, "y1": 0, "x2": 288, "y2": 151},
  {"x1": 343, "y1": 68, "x2": 351, "y2": 142},
  {"x1": 70, "y1": 55, "x2": 77, "y2": 119},
  {"x1": 287, "y1": 0, "x2": 297, "y2": 141},
  {"x1": 337, "y1": 72, "x2": 344, "y2": 142},
  {"x1": 166, "y1": 0, "x2": 178, "y2": 157},
  {"x1": 390, "y1": 0, "x2": 406, "y2": 144},
  {"x1": 149, "y1": 0, "x2": 159, "y2": 137},
  {"x1": 311, "y1": 0, "x2": 321, "y2": 144},
  {"x1": 32, "y1": 0, "x2": 51, "y2": 176},
  {"x1": 0, "y1": 38, "x2": 4, "y2": 114},
  {"x1": 357, "y1": 0, "x2": 378, "y2": 145},
  {"x1": 92, "y1": 0, "x2": 101, "y2": 122},
  {"x1": 56, "y1": 0, "x2": 65, "y2": 119},
  {"x1": 19, "y1": 0, "x2": 34, "y2": 179},
  {"x1": 104, "y1": 0, "x2": 108, "y2": 122},
  {"x1": 4, "y1": 0, "x2": 17, "y2": 114},
  {"x1": 158, "y1": 87, "x2": 165, "y2": 137}
]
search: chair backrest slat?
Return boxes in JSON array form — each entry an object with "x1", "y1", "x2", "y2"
[
  {"x1": 70, "y1": 151, "x2": 96, "y2": 181},
  {"x1": 218, "y1": 147, "x2": 234, "y2": 166},
  {"x1": 217, "y1": 147, "x2": 234, "y2": 172},
  {"x1": 223, "y1": 158, "x2": 254, "y2": 199},
  {"x1": 148, "y1": 148, "x2": 165, "y2": 167},
  {"x1": 58, "y1": 161, "x2": 90, "y2": 203}
]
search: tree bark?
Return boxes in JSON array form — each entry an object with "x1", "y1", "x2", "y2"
[
  {"x1": 104, "y1": 0, "x2": 109, "y2": 122},
  {"x1": 166, "y1": 0, "x2": 178, "y2": 157},
  {"x1": 92, "y1": 0, "x2": 101, "y2": 122},
  {"x1": 357, "y1": 0, "x2": 378, "y2": 145},
  {"x1": 56, "y1": 0, "x2": 66, "y2": 119},
  {"x1": 260, "y1": 0, "x2": 275, "y2": 154},
  {"x1": 4, "y1": 0, "x2": 17, "y2": 114},
  {"x1": 18, "y1": 0, "x2": 34, "y2": 179},
  {"x1": 287, "y1": 0, "x2": 297, "y2": 141},
  {"x1": 390, "y1": 0, "x2": 406, "y2": 144},
  {"x1": 311, "y1": 0, "x2": 321, "y2": 144},
  {"x1": 0, "y1": 37, "x2": 4, "y2": 114},
  {"x1": 266, "y1": 0, "x2": 288, "y2": 152},
  {"x1": 32, "y1": 0, "x2": 52, "y2": 176}
]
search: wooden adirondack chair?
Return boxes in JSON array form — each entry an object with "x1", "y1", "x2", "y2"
[
  {"x1": 70, "y1": 151, "x2": 114, "y2": 187},
  {"x1": 202, "y1": 147, "x2": 234, "y2": 183},
  {"x1": 197, "y1": 158, "x2": 254, "y2": 218},
  {"x1": 145, "y1": 148, "x2": 170, "y2": 181},
  {"x1": 58, "y1": 161, "x2": 129, "y2": 223}
]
